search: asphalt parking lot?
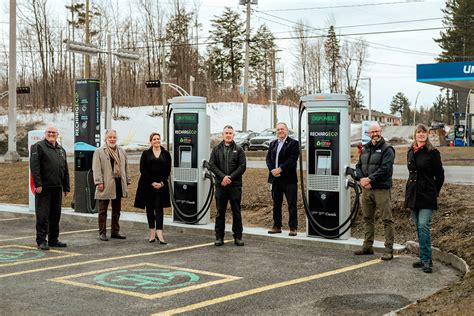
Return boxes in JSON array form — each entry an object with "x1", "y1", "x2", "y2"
[{"x1": 0, "y1": 210, "x2": 460, "y2": 315}]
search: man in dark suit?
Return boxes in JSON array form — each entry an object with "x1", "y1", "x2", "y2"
[{"x1": 266, "y1": 122, "x2": 299, "y2": 236}]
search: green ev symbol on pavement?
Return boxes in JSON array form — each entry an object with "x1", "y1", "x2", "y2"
[
  {"x1": 0, "y1": 249, "x2": 46, "y2": 263},
  {"x1": 94, "y1": 268, "x2": 200, "y2": 290}
]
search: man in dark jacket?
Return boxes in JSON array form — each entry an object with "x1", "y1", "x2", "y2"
[
  {"x1": 355, "y1": 123, "x2": 395, "y2": 260},
  {"x1": 266, "y1": 122, "x2": 299, "y2": 236},
  {"x1": 30, "y1": 126, "x2": 70, "y2": 250},
  {"x1": 208, "y1": 125, "x2": 246, "y2": 246}
]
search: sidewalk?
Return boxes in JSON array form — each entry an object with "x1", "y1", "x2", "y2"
[{"x1": 0, "y1": 202, "x2": 404, "y2": 253}]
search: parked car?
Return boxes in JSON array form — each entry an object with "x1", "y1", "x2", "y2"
[
  {"x1": 234, "y1": 130, "x2": 257, "y2": 151},
  {"x1": 249, "y1": 128, "x2": 298, "y2": 150}
]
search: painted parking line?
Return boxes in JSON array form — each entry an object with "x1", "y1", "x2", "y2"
[
  {"x1": 152, "y1": 257, "x2": 390, "y2": 316},
  {"x1": 50, "y1": 262, "x2": 241, "y2": 300},
  {"x1": 0, "y1": 240, "x2": 232, "y2": 279},
  {"x1": 0, "y1": 245, "x2": 80, "y2": 267},
  {"x1": 0, "y1": 217, "x2": 22, "y2": 222},
  {"x1": 0, "y1": 228, "x2": 97, "y2": 242}
]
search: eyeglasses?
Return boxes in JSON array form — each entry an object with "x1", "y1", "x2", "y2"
[
  {"x1": 368, "y1": 130, "x2": 381, "y2": 134},
  {"x1": 46, "y1": 131, "x2": 57, "y2": 134}
]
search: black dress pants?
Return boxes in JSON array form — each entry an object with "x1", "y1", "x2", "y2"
[
  {"x1": 146, "y1": 195, "x2": 164, "y2": 229},
  {"x1": 214, "y1": 186, "x2": 243, "y2": 239},
  {"x1": 271, "y1": 179, "x2": 298, "y2": 229},
  {"x1": 35, "y1": 187, "x2": 62, "y2": 245}
]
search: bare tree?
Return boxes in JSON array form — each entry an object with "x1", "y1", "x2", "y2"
[{"x1": 292, "y1": 20, "x2": 310, "y2": 94}]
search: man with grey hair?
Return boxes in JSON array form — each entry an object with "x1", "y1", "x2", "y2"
[
  {"x1": 355, "y1": 122, "x2": 395, "y2": 260},
  {"x1": 266, "y1": 122, "x2": 299, "y2": 236},
  {"x1": 30, "y1": 125, "x2": 70, "y2": 250},
  {"x1": 92, "y1": 129, "x2": 131, "y2": 241}
]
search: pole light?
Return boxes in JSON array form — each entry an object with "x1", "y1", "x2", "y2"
[
  {"x1": 64, "y1": 38, "x2": 140, "y2": 130},
  {"x1": 413, "y1": 91, "x2": 421, "y2": 125},
  {"x1": 359, "y1": 77, "x2": 372, "y2": 121}
]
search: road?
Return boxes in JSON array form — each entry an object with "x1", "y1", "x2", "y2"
[{"x1": 2, "y1": 154, "x2": 473, "y2": 185}]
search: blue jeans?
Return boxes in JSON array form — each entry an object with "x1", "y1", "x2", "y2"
[{"x1": 411, "y1": 209, "x2": 433, "y2": 263}]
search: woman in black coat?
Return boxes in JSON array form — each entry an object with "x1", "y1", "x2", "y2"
[
  {"x1": 404, "y1": 124, "x2": 444, "y2": 273},
  {"x1": 134, "y1": 132, "x2": 171, "y2": 243}
]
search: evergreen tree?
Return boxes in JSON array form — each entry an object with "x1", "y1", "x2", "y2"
[
  {"x1": 249, "y1": 24, "x2": 276, "y2": 100},
  {"x1": 165, "y1": 8, "x2": 198, "y2": 91},
  {"x1": 390, "y1": 92, "x2": 411, "y2": 124},
  {"x1": 324, "y1": 26, "x2": 340, "y2": 93},
  {"x1": 432, "y1": 94, "x2": 447, "y2": 122},
  {"x1": 207, "y1": 7, "x2": 245, "y2": 90},
  {"x1": 435, "y1": 0, "x2": 474, "y2": 62}
]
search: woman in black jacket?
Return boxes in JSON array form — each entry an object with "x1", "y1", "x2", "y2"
[
  {"x1": 134, "y1": 132, "x2": 171, "y2": 243},
  {"x1": 405, "y1": 124, "x2": 444, "y2": 273}
]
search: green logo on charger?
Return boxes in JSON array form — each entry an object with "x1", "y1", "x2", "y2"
[
  {"x1": 310, "y1": 114, "x2": 338, "y2": 124},
  {"x1": 94, "y1": 268, "x2": 200, "y2": 290}
]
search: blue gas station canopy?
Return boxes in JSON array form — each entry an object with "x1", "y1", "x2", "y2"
[{"x1": 417, "y1": 61, "x2": 474, "y2": 91}]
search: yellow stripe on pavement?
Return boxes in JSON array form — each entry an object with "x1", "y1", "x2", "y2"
[
  {"x1": 152, "y1": 258, "x2": 386, "y2": 316},
  {"x1": 0, "y1": 228, "x2": 98, "y2": 242},
  {"x1": 0, "y1": 240, "x2": 231, "y2": 279},
  {"x1": 0, "y1": 217, "x2": 22, "y2": 222}
]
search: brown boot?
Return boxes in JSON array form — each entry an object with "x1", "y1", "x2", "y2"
[
  {"x1": 381, "y1": 252, "x2": 394, "y2": 261},
  {"x1": 354, "y1": 248, "x2": 374, "y2": 255},
  {"x1": 289, "y1": 228, "x2": 297, "y2": 236},
  {"x1": 268, "y1": 226, "x2": 282, "y2": 234}
]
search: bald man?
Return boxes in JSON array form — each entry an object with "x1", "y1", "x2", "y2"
[
  {"x1": 30, "y1": 125, "x2": 70, "y2": 250},
  {"x1": 355, "y1": 123, "x2": 395, "y2": 260}
]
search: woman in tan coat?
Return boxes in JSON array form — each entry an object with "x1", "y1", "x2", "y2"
[{"x1": 92, "y1": 129, "x2": 131, "y2": 241}]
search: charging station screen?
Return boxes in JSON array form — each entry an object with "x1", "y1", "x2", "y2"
[
  {"x1": 179, "y1": 147, "x2": 192, "y2": 168},
  {"x1": 316, "y1": 150, "x2": 331, "y2": 175}
]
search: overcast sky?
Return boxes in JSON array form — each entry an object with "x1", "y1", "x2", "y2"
[{"x1": 1, "y1": 0, "x2": 447, "y2": 114}]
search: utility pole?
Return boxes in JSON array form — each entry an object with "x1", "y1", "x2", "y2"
[
  {"x1": 241, "y1": 0, "x2": 257, "y2": 131},
  {"x1": 271, "y1": 49, "x2": 277, "y2": 128},
  {"x1": 5, "y1": 0, "x2": 20, "y2": 162},
  {"x1": 161, "y1": 40, "x2": 167, "y2": 142},
  {"x1": 106, "y1": 34, "x2": 112, "y2": 129},
  {"x1": 84, "y1": 0, "x2": 91, "y2": 78}
]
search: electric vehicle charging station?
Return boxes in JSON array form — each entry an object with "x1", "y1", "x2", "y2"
[
  {"x1": 168, "y1": 96, "x2": 213, "y2": 224},
  {"x1": 299, "y1": 94, "x2": 359, "y2": 240},
  {"x1": 73, "y1": 79, "x2": 101, "y2": 213}
]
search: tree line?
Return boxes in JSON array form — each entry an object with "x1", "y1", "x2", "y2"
[
  {"x1": 0, "y1": 0, "x2": 472, "y2": 127},
  {"x1": 0, "y1": 0, "x2": 369, "y2": 118}
]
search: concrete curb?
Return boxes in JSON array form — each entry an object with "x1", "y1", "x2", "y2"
[
  {"x1": 0, "y1": 203, "x2": 404, "y2": 254},
  {"x1": 384, "y1": 241, "x2": 471, "y2": 316},
  {"x1": 404, "y1": 240, "x2": 470, "y2": 275}
]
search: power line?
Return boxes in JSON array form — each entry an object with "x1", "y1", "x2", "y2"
[{"x1": 258, "y1": 0, "x2": 425, "y2": 12}]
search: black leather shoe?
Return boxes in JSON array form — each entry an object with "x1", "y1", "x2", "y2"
[
  {"x1": 49, "y1": 241, "x2": 67, "y2": 248},
  {"x1": 234, "y1": 238, "x2": 244, "y2": 246},
  {"x1": 214, "y1": 238, "x2": 224, "y2": 246},
  {"x1": 37, "y1": 242, "x2": 50, "y2": 250},
  {"x1": 354, "y1": 248, "x2": 374, "y2": 255},
  {"x1": 157, "y1": 238, "x2": 167, "y2": 245},
  {"x1": 99, "y1": 234, "x2": 109, "y2": 241},
  {"x1": 111, "y1": 233, "x2": 126, "y2": 239}
]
